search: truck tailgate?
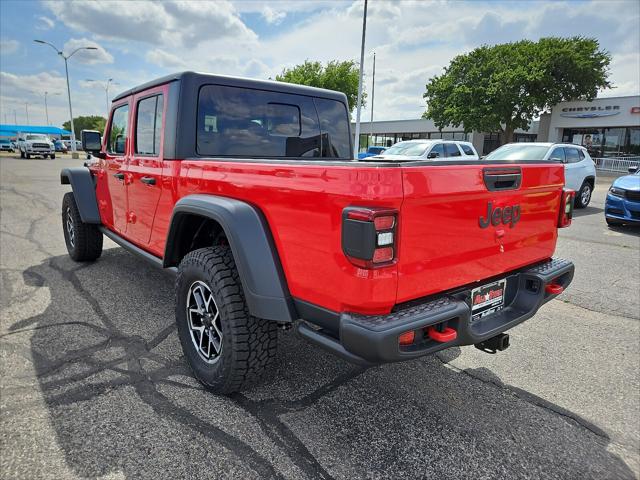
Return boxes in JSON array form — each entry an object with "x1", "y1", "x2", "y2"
[{"x1": 396, "y1": 163, "x2": 565, "y2": 303}]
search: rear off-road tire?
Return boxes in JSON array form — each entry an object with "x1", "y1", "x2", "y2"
[{"x1": 175, "y1": 247, "x2": 278, "y2": 394}]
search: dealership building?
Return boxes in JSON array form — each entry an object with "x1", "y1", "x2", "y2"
[{"x1": 355, "y1": 94, "x2": 640, "y2": 157}]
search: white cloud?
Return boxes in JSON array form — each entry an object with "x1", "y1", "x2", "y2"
[
  {"x1": 35, "y1": 16, "x2": 55, "y2": 30},
  {"x1": 0, "y1": 39, "x2": 20, "y2": 55},
  {"x1": 145, "y1": 49, "x2": 189, "y2": 69},
  {"x1": 62, "y1": 38, "x2": 114, "y2": 65},
  {"x1": 43, "y1": 0, "x2": 257, "y2": 47},
  {"x1": 0, "y1": 71, "x2": 67, "y2": 96},
  {"x1": 261, "y1": 6, "x2": 286, "y2": 24}
]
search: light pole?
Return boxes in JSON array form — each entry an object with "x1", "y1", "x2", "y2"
[
  {"x1": 86, "y1": 78, "x2": 118, "y2": 115},
  {"x1": 34, "y1": 40, "x2": 97, "y2": 153},
  {"x1": 25, "y1": 102, "x2": 30, "y2": 125},
  {"x1": 43, "y1": 91, "x2": 60, "y2": 125},
  {"x1": 353, "y1": 0, "x2": 368, "y2": 157},
  {"x1": 369, "y1": 51, "x2": 376, "y2": 148}
]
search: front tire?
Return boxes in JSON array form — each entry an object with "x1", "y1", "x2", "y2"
[
  {"x1": 19, "y1": 150, "x2": 24, "y2": 158},
  {"x1": 175, "y1": 247, "x2": 278, "y2": 394},
  {"x1": 575, "y1": 181, "x2": 592, "y2": 208},
  {"x1": 25, "y1": 153, "x2": 30, "y2": 159},
  {"x1": 62, "y1": 192, "x2": 103, "y2": 261},
  {"x1": 50, "y1": 154, "x2": 56, "y2": 160}
]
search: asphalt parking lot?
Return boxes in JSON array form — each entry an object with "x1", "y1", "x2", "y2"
[{"x1": 1, "y1": 153, "x2": 638, "y2": 479}]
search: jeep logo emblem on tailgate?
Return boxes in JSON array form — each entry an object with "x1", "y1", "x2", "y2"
[{"x1": 479, "y1": 202, "x2": 520, "y2": 228}]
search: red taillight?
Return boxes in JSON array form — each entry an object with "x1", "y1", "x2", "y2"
[
  {"x1": 558, "y1": 189, "x2": 575, "y2": 228},
  {"x1": 374, "y1": 215, "x2": 395, "y2": 230},
  {"x1": 342, "y1": 206, "x2": 398, "y2": 268},
  {"x1": 372, "y1": 246, "x2": 393, "y2": 263},
  {"x1": 398, "y1": 330, "x2": 415, "y2": 346}
]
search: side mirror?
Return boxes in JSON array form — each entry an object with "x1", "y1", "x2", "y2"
[
  {"x1": 427, "y1": 151, "x2": 439, "y2": 159},
  {"x1": 628, "y1": 165, "x2": 639, "y2": 174},
  {"x1": 82, "y1": 130, "x2": 103, "y2": 156}
]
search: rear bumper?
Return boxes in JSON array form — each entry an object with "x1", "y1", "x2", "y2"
[{"x1": 298, "y1": 258, "x2": 574, "y2": 365}]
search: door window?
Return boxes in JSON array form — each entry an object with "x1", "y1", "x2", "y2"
[
  {"x1": 444, "y1": 143, "x2": 461, "y2": 157},
  {"x1": 135, "y1": 95, "x2": 164, "y2": 156},
  {"x1": 549, "y1": 148, "x2": 565, "y2": 162},
  {"x1": 563, "y1": 147, "x2": 581, "y2": 163},
  {"x1": 428, "y1": 143, "x2": 444, "y2": 158},
  {"x1": 460, "y1": 144, "x2": 475, "y2": 155},
  {"x1": 108, "y1": 104, "x2": 129, "y2": 154}
]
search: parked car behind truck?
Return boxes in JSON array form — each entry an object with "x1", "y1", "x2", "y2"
[
  {"x1": 485, "y1": 143, "x2": 596, "y2": 208},
  {"x1": 61, "y1": 71, "x2": 575, "y2": 394}
]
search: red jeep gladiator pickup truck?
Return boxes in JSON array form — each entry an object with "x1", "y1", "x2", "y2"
[{"x1": 61, "y1": 72, "x2": 575, "y2": 393}]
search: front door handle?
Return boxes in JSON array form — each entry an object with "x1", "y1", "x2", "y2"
[
  {"x1": 140, "y1": 176, "x2": 156, "y2": 185},
  {"x1": 113, "y1": 172, "x2": 125, "y2": 181}
]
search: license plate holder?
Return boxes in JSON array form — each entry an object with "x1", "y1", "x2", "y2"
[{"x1": 471, "y1": 279, "x2": 506, "y2": 321}]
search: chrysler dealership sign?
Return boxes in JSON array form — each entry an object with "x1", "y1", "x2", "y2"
[{"x1": 560, "y1": 105, "x2": 620, "y2": 118}]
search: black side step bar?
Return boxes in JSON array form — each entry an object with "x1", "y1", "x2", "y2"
[{"x1": 296, "y1": 322, "x2": 375, "y2": 367}]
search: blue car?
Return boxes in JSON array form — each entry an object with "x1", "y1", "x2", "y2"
[
  {"x1": 357, "y1": 146, "x2": 386, "y2": 159},
  {"x1": 605, "y1": 166, "x2": 640, "y2": 226}
]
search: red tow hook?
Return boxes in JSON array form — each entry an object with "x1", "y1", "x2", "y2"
[
  {"x1": 545, "y1": 283, "x2": 564, "y2": 295},
  {"x1": 427, "y1": 326, "x2": 457, "y2": 343}
]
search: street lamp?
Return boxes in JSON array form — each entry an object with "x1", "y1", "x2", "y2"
[
  {"x1": 44, "y1": 91, "x2": 60, "y2": 125},
  {"x1": 86, "y1": 78, "x2": 119, "y2": 115},
  {"x1": 25, "y1": 102, "x2": 30, "y2": 125},
  {"x1": 34, "y1": 40, "x2": 97, "y2": 153}
]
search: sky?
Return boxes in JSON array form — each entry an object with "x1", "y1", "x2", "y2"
[{"x1": 1, "y1": 0, "x2": 639, "y2": 128}]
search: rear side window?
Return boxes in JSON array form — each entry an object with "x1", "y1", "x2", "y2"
[
  {"x1": 549, "y1": 148, "x2": 565, "y2": 162},
  {"x1": 313, "y1": 98, "x2": 351, "y2": 158},
  {"x1": 135, "y1": 94, "x2": 164, "y2": 155},
  {"x1": 444, "y1": 143, "x2": 461, "y2": 157},
  {"x1": 197, "y1": 85, "x2": 322, "y2": 158},
  {"x1": 578, "y1": 149, "x2": 585, "y2": 160},
  {"x1": 460, "y1": 144, "x2": 475, "y2": 155},
  {"x1": 564, "y1": 147, "x2": 580, "y2": 163},
  {"x1": 108, "y1": 104, "x2": 129, "y2": 154}
]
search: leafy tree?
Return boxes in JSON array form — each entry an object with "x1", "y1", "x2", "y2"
[
  {"x1": 423, "y1": 37, "x2": 611, "y2": 144},
  {"x1": 276, "y1": 60, "x2": 365, "y2": 112},
  {"x1": 62, "y1": 115, "x2": 107, "y2": 139}
]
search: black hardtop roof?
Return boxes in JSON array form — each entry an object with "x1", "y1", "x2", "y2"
[{"x1": 112, "y1": 71, "x2": 348, "y2": 104}]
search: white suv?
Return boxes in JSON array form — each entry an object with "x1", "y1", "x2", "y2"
[
  {"x1": 485, "y1": 142, "x2": 596, "y2": 208},
  {"x1": 370, "y1": 139, "x2": 479, "y2": 161}
]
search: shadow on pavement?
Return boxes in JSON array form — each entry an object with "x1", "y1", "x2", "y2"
[
  {"x1": 573, "y1": 205, "x2": 604, "y2": 218},
  {"x1": 5, "y1": 247, "x2": 635, "y2": 479}
]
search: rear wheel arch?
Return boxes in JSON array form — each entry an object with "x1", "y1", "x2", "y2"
[{"x1": 164, "y1": 195, "x2": 295, "y2": 322}]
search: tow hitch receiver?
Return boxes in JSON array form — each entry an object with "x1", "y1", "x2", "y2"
[{"x1": 475, "y1": 333, "x2": 510, "y2": 354}]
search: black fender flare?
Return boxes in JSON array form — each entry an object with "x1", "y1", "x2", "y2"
[
  {"x1": 60, "y1": 168, "x2": 101, "y2": 224},
  {"x1": 164, "y1": 194, "x2": 295, "y2": 322}
]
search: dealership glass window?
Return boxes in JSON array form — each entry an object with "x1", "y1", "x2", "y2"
[
  {"x1": 628, "y1": 127, "x2": 640, "y2": 156},
  {"x1": 603, "y1": 128, "x2": 625, "y2": 157}
]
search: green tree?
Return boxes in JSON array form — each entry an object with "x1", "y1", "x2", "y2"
[
  {"x1": 423, "y1": 37, "x2": 611, "y2": 144},
  {"x1": 62, "y1": 115, "x2": 107, "y2": 139},
  {"x1": 276, "y1": 60, "x2": 365, "y2": 112}
]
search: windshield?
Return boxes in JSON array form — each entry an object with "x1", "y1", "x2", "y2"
[
  {"x1": 382, "y1": 141, "x2": 430, "y2": 156},
  {"x1": 26, "y1": 134, "x2": 48, "y2": 141},
  {"x1": 485, "y1": 144, "x2": 550, "y2": 161}
]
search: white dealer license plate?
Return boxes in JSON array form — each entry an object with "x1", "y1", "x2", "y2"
[{"x1": 471, "y1": 279, "x2": 506, "y2": 321}]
